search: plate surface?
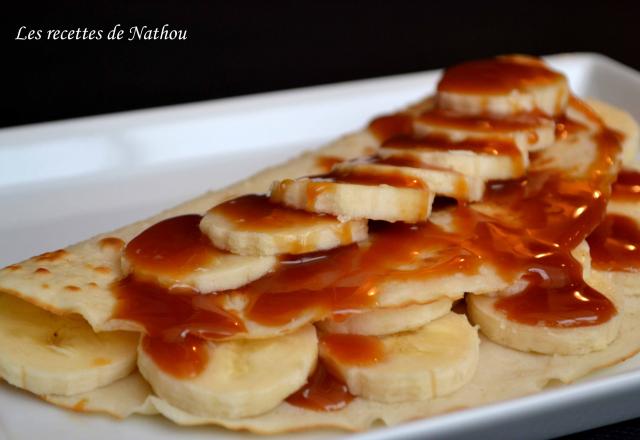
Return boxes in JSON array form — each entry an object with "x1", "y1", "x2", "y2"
[{"x1": 1, "y1": 53, "x2": 640, "y2": 440}]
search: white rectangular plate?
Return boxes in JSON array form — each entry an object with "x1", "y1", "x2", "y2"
[{"x1": 1, "y1": 53, "x2": 640, "y2": 440}]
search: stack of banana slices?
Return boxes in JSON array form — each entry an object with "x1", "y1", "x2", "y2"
[{"x1": 2, "y1": 55, "x2": 640, "y2": 434}]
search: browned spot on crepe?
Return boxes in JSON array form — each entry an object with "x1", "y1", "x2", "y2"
[
  {"x1": 99, "y1": 237, "x2": 125, "y2": 251},
  {"x1": 93, "y1": 358, "x2": 112, "y2": 366},
  {"x1": 35, "y1": 249, "x2": 67, "y2": 262},
  {"x1": 71, "y1": 399, "x2": 88, "y2": 412}
]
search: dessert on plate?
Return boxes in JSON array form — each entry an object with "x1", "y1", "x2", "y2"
[{"x1": 1, "y1": 55, "x2": 640, "y2": 433}]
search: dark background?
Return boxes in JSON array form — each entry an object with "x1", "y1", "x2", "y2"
[
  {"x1": 3, "y1": 0, "x2": 640, "y2": 128},
  {"x1": 4, "y1": 1, "x2": 640, "y2": 438}
]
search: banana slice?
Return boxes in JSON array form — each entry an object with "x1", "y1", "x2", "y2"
[
  {"x1": 610, "y1": 169, "x2": 640, "y2": 219},
  {"x1": 200, "y1": 194, "x2": 368, "y2": 256},
  {"x1": 122, "y1": 214, "x2": 276, "y2": 292},
  {"x1": 331, "y1": 157, "x2": 485, "y2": 201},
  {"x1": 138, "y1": 325, "x2": 318, "y2": 418},
  {"x1": 415, "y1": 107, "x2": 556, "y2": 152},
  {"x1": 317, "y1": 298, "x2": 453, "y2": 336},
  {"x1": 319, "y1": 313, "x2": 479, "y2": 403},
  {"x1": 586, "y1": 99, "x2": 640, "y2": 167},
  {"x1": 588, "y1": 199, "x2": 640, "y2": 297},
  {"x1": 0, "y1": 293, "x2": 138, "y2": 396},
  {"x1": 379, "y1": 135, "x2": 527, "y2": 180},
  {"x1": 436, "y1": 55, "x2": 569, "y2": 117},
  {"x1": 270, "y1": 169, "x2": 434, "y2": 223},
  {"x1": 467, "y1": 285, "x2": 621, "y2": 355}
]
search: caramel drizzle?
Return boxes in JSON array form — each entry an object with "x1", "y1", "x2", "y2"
[
  {"x1": 588, "y1": 213, "x2": 640, "y2": 272},
  {"x1": 112, "y1": 56, "x2": 623, "y2": 409},
  {"x1": 612, "y1": 170, "x2": 640, "y2": 201},
  {"x1": 437, "y1": 57, "x2": 564, "y2": 94},
  {"x1": 383, "y1": 133, "x2": 521, "y2": 157},
  {"x1": 419, "y1": 107, "x2": 550, "y2": 133},
  {"x1": 211, "y1": 194, "x2": 341, "y2": 231},
  {"x1": 124, "y1": 215, "x2": 223, "y2": 280},
  {"x1": 315, "y1": 168, "x2": 427, "y2": 190},
  {"x1": 285, "y1": 361, "x2": 354, "y2": 411},
  {"x1": 320, "y1": 333, "x2": 385, "y2": 366}
]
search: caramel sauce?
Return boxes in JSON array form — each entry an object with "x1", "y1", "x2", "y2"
[
  {"x1": 612, "y1": 170, "x2": 640, "y2": 201},
  {"x1": 285, "y1": 361, "x2": 354, "y2": 411},
  {"x1": 397, "y1": 127, "x2": 619, "y2": 328},
  {"x1": 211, "y1": 194, "x2": 340, "y2": 231},
  {"x1": 117, "y1": 138, "x2": 620, "y2": 351},
  {"x1": 495, "y1": 254, "x2": 615, "y2": 327},
  {"x1": 420, "y1": 107, "x2": 548, "y2": 133},
  {"x1": 369, "y1": 154, "x2": 452, "y2": 172},
  {"x1": 479, "y1": 171, "x2": 617, "y2": 326},
  {"x1": 113, "y1": 272, "x2": 245, "y2": 377},
  {"x1": 115, "y1": 220, "x2": 456, "y2": 349},
  {"x1": 112, "y1": 273, "x2": 244, "y2": 376},
  {"x1": 404, "y1": 241, "x2": 481, "y2": 280},
  {"x1": 454, "y1": 178, "x2": 470, "y2": 200},
  {"x1": 365, "y1": 155, "x2": 472, "y2": 200},
  {"x1": 316, "y1": 155, "x2": 345, "y2": 172},
  {"x1": 569, "y1": 95, "x2": 604, "y2": 125},
  {"x1": 383, "y1": 134, "x2": 521, "y2": 158},
  {"x1": 555, "y1": 115, "x2": 587, "y2": 140},
  {"x1": 368, "y1": 114, "x2": 413, "y2": 142},
  {"x1": 490, "y1": 123, "x2": 620, "y2": 326},
  {"x1": 291, "y1": 166, "x2": 430, "y2": 217},
  {"x1": 437, "y1": 57, "x2": 563, "y2": 94},
  {"x1": 320, "y1": 333, "x2": 385, "y2": 366},
  {"x1": 124, "y1": 215, "x2": 223, "y2": 279},
  {"x1": 113, "y1": 276, "x2": 245, "y2": 340},
  {"x1": 141, "y1": 334, "x2": 209, "y2": 378},
  {"x1": 239, "y1": 222, "x2": 453, "y2": 326},
  {"x1": 110, "y1": 59, "x2": 624, "y2": 384},
  {"x1": 588, "y1": 214, "x2": 640, "y2": 272},
  {"x1": 319, "y1": 168, "x2": 427, "y2": 190},
  {"x1": 115, "y1": 222, "x2": 449, "y2": 375}
]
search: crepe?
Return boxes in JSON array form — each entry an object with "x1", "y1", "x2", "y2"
[
  {"x1": 0, "y1": 131, "x2": 378, "y2": 331},
  {"x1": 1, "y1": 56, "x2": 639, "y2": 435},
  {"x1": 46, "y1": 292, "x2": 640, "y2": 433}
]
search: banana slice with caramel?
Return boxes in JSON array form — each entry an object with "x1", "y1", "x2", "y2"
[
  {"x1": 317, "y1": 298, "x2": 453, "y2": 336},
  {"x1": 415, "y1": 107, "x2": 556, "y2": 152},
  {"x1": 138, "y1": 325, "x2": 318, "y2": 418},
  {"x1": 331, "y1": 157, "x2": 485, "y2": 201},
  {"x1": 270, "y1": 168, "x2": 434, "y2": 223},
  {"x1": 436, "y1": 55, "x2": 570, "y2": 117},
  {"x1": 200, "y1": 194, "x2": 368, "y2": 256},
  {"x1": 122, "y1": 214, "x2": 277, "y2": 292},
  {"x1": 319, "y1": 313, "x2": 479, "y2": 403},
  {"x1": 467, "y1": 268, "x2": 621, "y2": 356},
  {"x1": 379, "y1": 134, "x2": 527, "y2": 180}
]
